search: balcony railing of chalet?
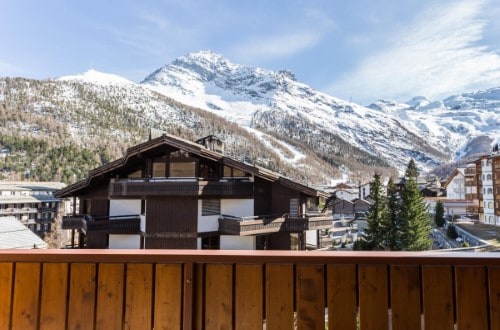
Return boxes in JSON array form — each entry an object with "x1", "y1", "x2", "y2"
[
  {"x1": 61, "y1": 214, "x2": 141, "y2": 234},
  {"x1": 0, "y1": 250, "x2": 499, "y2": 329},
  {"x1": 109, "y1": 178, "x2": 254, "y2": 197},
  {"x1": 465, "y1": 193, "x2": 478, "y2": 199},
  {"x1": 219, "y1": 212, "x2": 332, "y2": 235},
  {"x1": 464, "y1": 167, "x2": 476, "y2": 175}
]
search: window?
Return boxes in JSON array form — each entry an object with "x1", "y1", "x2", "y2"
[
  {"x1": 152, "y1": 162, "x2": 166, "y2": 177},
  {"x1": 202, "y1": 199, "x2": 221, "y2": 216},
  {"x1": 487, "y1": 174, "x2": 492, "y2": 180},
  {"x1": 169, "y1": 151, "x2": 197, "y2": 177},
  {"x1": 223, "y1": 166, "x2": 249, "y2": 178}
]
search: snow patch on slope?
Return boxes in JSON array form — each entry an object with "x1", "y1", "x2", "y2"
[{"x1": 58, "y1": 69, "x2": 135, "y2": 86}]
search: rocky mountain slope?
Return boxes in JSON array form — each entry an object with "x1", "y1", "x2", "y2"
[{"x1": 1, "y1": 50, "x2": 498, "y2": 185}]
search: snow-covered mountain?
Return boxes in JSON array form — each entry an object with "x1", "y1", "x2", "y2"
[{"x1": 141, "y1": 51, "x2": 453, "y2": 173}]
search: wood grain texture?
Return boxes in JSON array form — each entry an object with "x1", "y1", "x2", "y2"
[
  {"x1": 390, "y1": 265, "x2": 421, "y2": 330},
  {"x1": 96, "y1": 263, "x2": 125, "y2": 329},
  {"x1": 0, "y1": 262, "x2": 13, "y2": 329},
  {"x1": 235, "y1": 264, "x2": 263, "y2": 329},
  {"x1": 358, "y1": 264, "x2": 388, "y2": 330},
  {"x1": 154, "y1": 263, "x2": 183, "y2": 330},
  {"x1": 265, "y1": 264, "x2": 294, "y2": 330},
  {"x1": 422, "y1": 266, "x2": 454, "y2": 330},
  {"x1": 455, "y1": 266, "x2": 488, "y2": 330},
  {"x1": 327, "y1": 264, "x2": 357, "y2": 330},
  {"x1": 489, "y1": 267, "x2": 500, "y2": 330},
  {"x1": 296, "y1": 264, "x2": 325, "y2": 330},
  {"x1": 11, "y1": 262, "x2": 41, "y2": 330},
  {"x1": 205, "y1": 263, "x2": 233, "y2": 330},
  {"x1": 124, "y1": 263, "x2": 153, "y2": 330},
  {"x1": 39, "y1": 263, "x2": 69, "y2": 330},
  {"x1": 67, "y1": 263, "x2": 97, "y2": 330}
]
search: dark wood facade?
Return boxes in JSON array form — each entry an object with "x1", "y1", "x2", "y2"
[{"x1": 57, "y1": 134, "x2": 329, "y2": 250}]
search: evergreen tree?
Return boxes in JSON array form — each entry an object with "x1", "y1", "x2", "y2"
[
  {"x1": 400, "y1": 161, "x2": 432, "y2": 251},
  {"x1": 383, "y1": 177, "x2": 403, "y2": 250},
  {"x1": 434, "y1": 200, "x2": 445, "y2": 227},
  {"x1": 361, "y1": 173, "x2": 386, "y2": 249}
]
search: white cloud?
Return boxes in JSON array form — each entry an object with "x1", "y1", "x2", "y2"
[
  {"x1": 328, "y1": 0, "x2": 500, "y2": 103},
  {"x1": 230, "y1": 32, "x2": 322, "y2": 61}
]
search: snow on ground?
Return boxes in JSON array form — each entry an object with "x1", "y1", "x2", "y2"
[
  {"x1": 245, "y1": 127, "x2": 306, "y2": 164},
  {"x1": 58, "y1": 69, "x2": 135, "y2": 86}
]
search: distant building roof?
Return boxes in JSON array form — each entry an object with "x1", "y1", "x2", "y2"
[
  {"x1": 0, "y1": 181, "x2": 66, "y2": 191},
  {"x1": 0, "y1": 216, "x2": 47, "y2": 249}
]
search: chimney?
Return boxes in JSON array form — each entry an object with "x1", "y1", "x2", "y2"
[{"x1": 196, "y1": 135, "x2": 225, "y2": 154}]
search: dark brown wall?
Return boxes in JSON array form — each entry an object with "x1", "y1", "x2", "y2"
[
  {"x1": 271, "y1": 182, "x2": 300, "y2": 215},
  {"x1": 254, "y1": 178, "x2": 271, "y2": 215},
  {"x1": 145, "y1": 197, "x2": 198, "y2": 249}
]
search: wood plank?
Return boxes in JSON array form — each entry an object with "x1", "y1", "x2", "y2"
[
  {"x1": 390, "y1": 265, "x2": 421, "y2": 330},
  {"x1": 39, "y1": 263, "x2": 69, "y2": 330},
  {"x1": 67, "y1": 263, "x2": 97, "y2": 330},
  {"x1": 124, "y1": 263, "x2": 153, "y2": 330},
  {"x1": 327, "y1": 264, "x2": 357, "y2": 330},
  {"x1": 194, "y1": 263, "x2": 204, "y2": 330},
  {"x1": 422, "y1": 266, "x2": 454, "y2": 330},
  {"x1": 12, "y1": 262, "x2": 41, "y2": 330},
  {"x1": 489, "y1": 267, "x2": 500, "y2": 330},
  {"x1": 0, "y1": 262, "x2": 13, "y2": 329},
  {"x1": 204, "y1": 263, "x2": 233, "y2": 329},
  {"x1": 154, "y1": 263, "x2": 183, "y2": 329},
  {"x1": 455, "y1": 266, "x2": 488, "y2": 330},
  {"x1": 296, "y1": 264, "x2": 325, "y2": 330},
  {"x1": 235, "y1": 264, "x2": 263, "y2": 328},
  {"x1": 358, "y1": 264, "x2": 388, "y2": 330},
  {"x1": 265, "y1": 264, "x2": 294, "y2": 329},
  {"x1": 96, "y1": 263, "x2": 125, "y2": 329}
]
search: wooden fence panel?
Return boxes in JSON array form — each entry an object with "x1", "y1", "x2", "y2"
[
  {"x1": 455, "y1": 266, "x2": 488, "y2": 330},
  {"x1": 265, "y1": 264, "x2": 294, "y2": 329},
  {"x1": 0, "y1": 262, "x2": 13, "y2": 329},
  {"x1": 390, "y1": 265, "x2": 421, "y2": 330},
  {"x1": 422, "y1": 265, "x2": 454, "y2": 330},
  {"x1": 327, "y1": 264, "x2": 357, "y2": 330},
  {"x1": 358, "y1": 264, "x2": 388, "y2": 330},
  {"x1": 235, "y1": 264, "x2": 263, "y2": 329},
  {"x1": 296, "y1": 264, "x2": 325, "y2": 330},
  {"x1": 96, "y1": 263, "x2": 125, "y2": 330},
  {"x1": 489, "y1": 267, "x2": 500, "y2": 330},
  {"x1": 67, "y1": 263, "x2": 97, "y2": 330},
  {"x1": 124, "y1": 263, "x2": 153, "y2": 330},
  {"x1": 40, "y1": 263, "x2": 69, "y2": 330},
  {"x1": 154, "y1": 263, "x2": 183, "y2": 329},
  {"x1": 11, "y1": 262, "x2": 41, "y2": 330},
  {"x1": 205, "y1": 263, "x2": 233, "y2": 329}
]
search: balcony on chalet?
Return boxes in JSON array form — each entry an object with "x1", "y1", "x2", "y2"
[
  {"x1": 1, "y1": 250, "x2": 499, "y2": 329},
  {"x1": 109, "y1": 178, "x2": 254, "y2": 197},
  {"x1": 61, "y1": 214, "x2": 141, "y2": 234},
  {"x1": 219, "y1": 212, "x2": 333, "y2": 235}
]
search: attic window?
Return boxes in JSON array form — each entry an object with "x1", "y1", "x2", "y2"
[
  {"x1": 169, "y1": 151, "x2": 197, "y2": 177},
  {"x1": 223, "y1": 166, "x2": 248, "y2": 178}
]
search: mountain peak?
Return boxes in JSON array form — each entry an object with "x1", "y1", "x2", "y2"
[{"x1": 58, "y1": 69, "x2": 134, "y2": 86}]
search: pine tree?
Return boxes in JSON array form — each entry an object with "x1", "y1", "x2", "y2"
[
  {"x1": 434, "y1": 200, "x2": 445, "y2": 227},
  {"x1": 400, "y1": 160, "x2": 432, "y2": 251},
  {"x1": 361, "y1": 173, "x2": 386, "y2": 250},
  {"x1": 383, "y1": 177, "x2": 403, "y2": 250}
]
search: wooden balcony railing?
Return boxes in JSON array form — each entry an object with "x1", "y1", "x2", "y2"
[
  {"x1": 0, "y1": 250, "x2": 499, "y2": 329},
  {"x1": 219, "y1": 213, "x2": 332, "y2": 235},
  {"x1": 109, "y1": 179, "x2": 254, "y2": 197},
  {"x1": 61, "y1": 214, "x2": 141, "y2": 234}
]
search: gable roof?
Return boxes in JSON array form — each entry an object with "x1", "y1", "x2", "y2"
[
  {"x1": 0, "y1": 216, "x2": 47, "y2": 249},
  {"x1": 443, "y1": 168, "x2": 465, "y2": 189},
  {"x1": 55, "y1": 133, "x2": 328, "y2": 198}
]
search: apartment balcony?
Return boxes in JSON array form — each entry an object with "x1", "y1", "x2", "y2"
[
  {"x1": 464, "y1": 168, "x2": 476, "y2": 175},
  {"x1": 218, "y1": 212, "x2": 332, "y2": 235},
  {"x1": 1, "y1": 250, "x2": 499, "y2": 329},
  {"x1": 465, "y1": 193, "x2": 478, "y2": 200},
  {"x1": 109, "y1": 179, "x2": 254, "y2": 197},
  {"x1": 61, "y1": 214, "x2": 141, "y2": 234}
]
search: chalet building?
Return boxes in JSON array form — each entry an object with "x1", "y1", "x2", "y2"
[
  {"x1": 56, "y1": 134, "x2": 331, "y2": 250},
  {"x1": 329, "y1": 198, "x2": 373, "y2": 220},
  {"x1": 462, "y1": 144, "x2": 500, "y2": 225},
  {"x1": 0, "y1": 181, "x2": 65, "y2": 237}
]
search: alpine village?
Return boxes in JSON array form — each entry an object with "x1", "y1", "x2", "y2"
[{"x1": 1, "y1": 51, "x2": 500, "y2": 329}]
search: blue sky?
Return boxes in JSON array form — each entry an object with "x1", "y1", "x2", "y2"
[{"x1": 2, "y1": 0, "x2": 500, "y2": 104}]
